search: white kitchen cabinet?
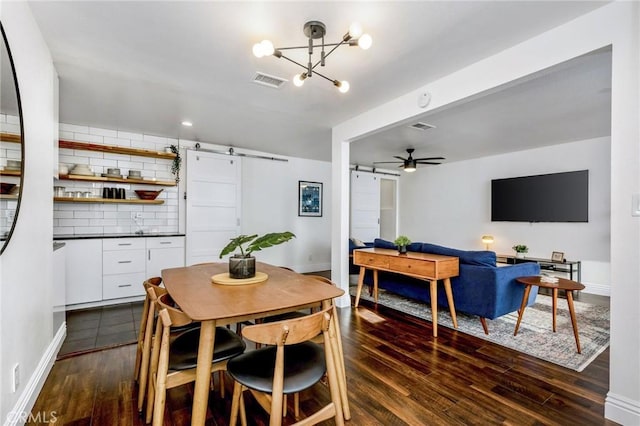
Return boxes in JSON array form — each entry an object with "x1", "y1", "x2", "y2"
[
  {"x1": 102, "y1": 238, "x2": 146, "y2": 300},
  {"x1": 146, "y1": 236, "x2": 185, "y2": 278},
  {"x1": 63, "y1": 239, "x2": 103, "y2": 305},
  {"x1": 63, "y1": 236, "x2": 185, "y2": 308}
]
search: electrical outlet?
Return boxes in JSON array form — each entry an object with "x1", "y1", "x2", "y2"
[{"x1": 12, "y1": 363, "x2": 19, "y2": 393}]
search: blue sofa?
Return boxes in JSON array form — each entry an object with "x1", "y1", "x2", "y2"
[{"x1": 350, "y1": 238, "x2": 540, "y2": 333}]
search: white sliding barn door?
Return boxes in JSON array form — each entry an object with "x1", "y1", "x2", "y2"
[
  {"x1": 186, "y1": 150, "x2": 241, "y2": 265},
  {"x1": 350, "y1": 171, "x2": 380, "y2": 242}
]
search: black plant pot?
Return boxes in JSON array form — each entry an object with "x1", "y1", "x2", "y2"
[
  {"x1": 398, "y1": 245, "x2": 408, "y2": 254},
  {"x1": 229, "y1": 255, "x2": 256, "y2": 279}
]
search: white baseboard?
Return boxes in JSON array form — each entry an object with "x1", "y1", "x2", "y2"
[
  {"x1": 582, "y1": 281, "x2": 610, "y2": 296},
  {"x1": 3, "y1": 323, "x2": 66, "y2": 426},
  {"x1": 605, "y1": 392, "x2": 640, "y2": 425}
]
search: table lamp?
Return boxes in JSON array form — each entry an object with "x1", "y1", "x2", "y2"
[{"x1": 481, "y1": 235, "x2": 494, "y2": 250}]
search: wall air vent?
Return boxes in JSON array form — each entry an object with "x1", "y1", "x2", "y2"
[
  {"x1": 252, "y1": 72, "x2": 288, "y2": 89},
  {"x1": 409, "y1": 122, "x2": 436, "y2": 131}
]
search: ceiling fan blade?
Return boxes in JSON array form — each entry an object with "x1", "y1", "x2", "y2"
[
  {"x1": 393, "y1": 156, "x2": 408, "y2": 161},
  {"x1": 415, "y1": 161, "x2": 442, "y2": 165},
  {"x1": 373, "y1": 161, "x2": 403, "y2": 164},
  {"x1": 413, "y1": 156, "x2": 446, "y2": 161}
]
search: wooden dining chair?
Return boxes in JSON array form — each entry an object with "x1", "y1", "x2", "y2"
[
  {"x1": 227, "y1": 306, "x2": 344, "y2": 426},
  {"x1": 267, "y1": 274, "x2": 350, "y2": 421},
  {"x1": 147, "y1": 291, "x2": 246, "y2": 426},
  {"x1": 135, "y1": 277, "x2": 167, "y2": 414}
]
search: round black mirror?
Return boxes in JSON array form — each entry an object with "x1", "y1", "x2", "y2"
[{"x1": 0, "y1": 23, "x2": 24, "y2": 255}]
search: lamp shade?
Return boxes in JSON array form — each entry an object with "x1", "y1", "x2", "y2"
[{"x1": 481, "y1": 235, "x2": 494, "y2": 244}]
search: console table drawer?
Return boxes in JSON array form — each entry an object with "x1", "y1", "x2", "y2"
[
  {"x1": 388, "y1": 257, "x2": 435, "y2": 276},
  {"x1": 354, "y1": 251, "x2": 389, "y2": 269}
]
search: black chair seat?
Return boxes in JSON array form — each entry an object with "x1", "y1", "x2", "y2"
[
  {"x1": 227, "y1": 342, "x2": 325, "y2": 394},
  {"x1": 262, "y1": 310, "x2": 308, "y2": 323},
  {"x1": 169, "y1": 327, "x2": 246, "y2": 371}
]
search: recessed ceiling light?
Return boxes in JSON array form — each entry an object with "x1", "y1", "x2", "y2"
[{"x1": 181, "y1": 121, "x2": 193, "y2": 127}]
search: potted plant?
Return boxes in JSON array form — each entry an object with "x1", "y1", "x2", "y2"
[
  {"x1": 219, "y1": 232, "x2": 295, "y2": 279},
  {"x1": 394, "y1": 235, "x2": 412, "y2": 254},
  {"x1": 169, "y1": 144, "x2": 181, "y2": 183},
  {"x1": 512, "y1": 244, "x2": 528, "y2": 259}
]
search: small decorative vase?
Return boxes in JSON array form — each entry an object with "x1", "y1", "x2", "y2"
[
  {"x1": 516, "y1": 252, "x2": 525, "y2": 259},
  {"x1": 398, "y1": 245, "x2": 408, "y2": 254},
  {"x1": 229, "y1": 255, "x2": 256, "y2": 279}
]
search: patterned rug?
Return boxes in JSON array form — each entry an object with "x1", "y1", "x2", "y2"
[{"x1": 350, "y1": 286, "x2": 610, "y2": 372}]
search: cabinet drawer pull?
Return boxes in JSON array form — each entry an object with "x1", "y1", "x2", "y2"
[
  {"x1": 118, "y1": 243, "x2": 132, "y2": 246},
  {"x1": 118, "y1": 284, "x2": 132, "y2": 288},
  {"x1": 160, "y1": 241, "x2": 172, "y2": 245},
  {"x1": 118, "y1": 260, "x2": 132, "y2": 264}
]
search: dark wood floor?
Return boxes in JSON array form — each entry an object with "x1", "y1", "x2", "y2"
[{"x1": 30, "y1": 299, "x2": 615, "y2": 425}]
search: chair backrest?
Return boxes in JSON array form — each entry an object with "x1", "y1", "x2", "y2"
[
  {"x1": 241, "y1": 306, "x2": 332, "y2": 347},
  {"x1": 306, "y1": 274, "x2": 335, "y2": 286},
  {"x1": 157, "y1": 292, "x2": 193, "y2": 328}
]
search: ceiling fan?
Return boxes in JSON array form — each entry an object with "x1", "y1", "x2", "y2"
[{"x1": 374, "y1": 149, "x2": 445, "y2": 172}]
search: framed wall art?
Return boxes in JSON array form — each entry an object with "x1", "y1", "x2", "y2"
[{"x1": 298, "y1": 181, "x2": 322, "y2": 217}]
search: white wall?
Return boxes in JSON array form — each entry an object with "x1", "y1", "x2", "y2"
[
  {"x1": 0, "y1": 2, "x2": 59, "y2": 423},
  {"x1": 399, "y1": 137, "x2": 610, "y2": 294},
  {"x1": 242, "y1": 156, "x2": 331, "y2": 272},
  {"x1": 332, "y1": 3, "x2": 639, "y2": 423},
  {"x1": 175, "y1": 140, "x2": 331, "y2": 273}
]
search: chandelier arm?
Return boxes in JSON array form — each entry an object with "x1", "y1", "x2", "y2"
[
  {"x1": 277, "y1": 53, "x2": 309, "y2": 72},
  {"x1": 310, "y1": 69, "x2": 336, "y2": 84},
  {"x1": 311, "y1": 40, "x2": 346, "y2": 70},
  {"x1": 275, "y1": 42, "x2": 345, "y2": 51}
]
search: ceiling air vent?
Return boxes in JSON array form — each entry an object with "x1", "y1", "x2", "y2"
[
  {"x1": 409, "y1": 122, "x2": 436, "y2": 131},
  {"x1": 252, "y1": 72, "x2": 288, "y2": 89}
]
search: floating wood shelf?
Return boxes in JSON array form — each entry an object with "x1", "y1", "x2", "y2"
[
  {"x1": 59, "y1": 140, "x2": 176, "y2": 160},
  {"x1": 0, "y1": 133, "x2": 21, "y2": 144},
  {"x1": 0, "y1": 170, "x2": 21, "y2": 177},
  {"x1": 54, "y1": 197, "x2": 164, "y2": 205},
  {"x1": 0, "y1": 194, "x2": 18, "y2": 200},
  {"x1": 57, "y1": 174, "x2": 176, "y2": 186}
]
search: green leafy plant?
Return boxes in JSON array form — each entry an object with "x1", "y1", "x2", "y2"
[
  {"x1": 169, "y1": 144, "x2": 181, "y2": 183},
  {"x1": 512, "y1": 244, "x2": 529, "y2": 253},
  {"x1": 219, "y1": 232, "x2": 296, "y2": 258},
  {"x1": 394, "y1": 235, "x2": 411, "y2": 247}
]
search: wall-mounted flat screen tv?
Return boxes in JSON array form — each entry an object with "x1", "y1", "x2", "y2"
[{"x1": 491, "y1": 170, "x2": 588, "y2": 222}]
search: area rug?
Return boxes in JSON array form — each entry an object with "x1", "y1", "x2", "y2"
[{"x1": 350, "y1": 286, "x2": 610, "y2": 372}]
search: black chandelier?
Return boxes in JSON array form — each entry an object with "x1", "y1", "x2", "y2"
[{"x1": 252, "y1": 21, "x2": 372, "y2": 93}]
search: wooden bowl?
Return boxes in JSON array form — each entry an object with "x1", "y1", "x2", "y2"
[
  {"x1": 135, "y1": 189, "x2": 163, "y2": 200},
  {"x1": 0, "y1": 183, "x2": 16, "y2": 194}
]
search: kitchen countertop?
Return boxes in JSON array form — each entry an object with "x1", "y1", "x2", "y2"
[{"x1": 54, "y1": 232, "x2": 185, "y2": 240}]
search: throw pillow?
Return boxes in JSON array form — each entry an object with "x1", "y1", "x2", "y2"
[{"x1": 350, "y1": 237, "x2": 366, "y2": 247}]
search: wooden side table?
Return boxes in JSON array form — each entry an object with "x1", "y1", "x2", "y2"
[{"x1": 514, "y1": 275, "x2": 585, "y2": 353}]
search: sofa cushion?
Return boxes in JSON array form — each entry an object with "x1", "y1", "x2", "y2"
[
  {"x1": 420, "y1": 243, "x2": 496, "y2": 267},
  {"x1": 373, "y1": 238, "x2": 422, "y2": 252}
]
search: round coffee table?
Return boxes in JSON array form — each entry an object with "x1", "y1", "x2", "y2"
[{"x1": 514, "y1": 275, "x2": 585, "y2": 353}]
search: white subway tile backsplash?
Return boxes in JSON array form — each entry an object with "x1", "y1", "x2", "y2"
[
  {"x1": 1, "y1": 123, "x2": 21, "y2": 134},
  {"x1": 53, "y1": 122, "x2": 180, "y2": 236},
  {"x1": 59, "y1": 218, "x2": 90, "y2": 227},
  {"x1": 143, "y1": 134, "x2": 169, "y2": 144},
  {"x1": 59, "y1": 131, "x2": 74, "y2": 140},
  {"x1": 89, "y1": 127, "x2": 118, "y2": 138},
  {"x1": 117, "y1": 130, "x2": 143, "y2": 141},
  {"x1": 60, "y1": 123, "x2": 89, "y2": 133},
  {"x1": 5, "y1": 115, "x2": 19, "y2": 125},
  {"x1": 73, "y1": 133, "x2": 105, "y2": 144},
  {"x1": 131, "y1": 140, "x2": 157, "y2": 151},
  {"x1": 53, "y1": 211, "x2": 74, "y2": 219}
]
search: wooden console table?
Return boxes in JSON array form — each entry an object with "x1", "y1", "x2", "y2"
[{"x1": 353, "y1": 248, "x2": 459, "y2": 337}]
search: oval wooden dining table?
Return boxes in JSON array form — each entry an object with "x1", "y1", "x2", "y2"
[{"x1": 162, "y1": 262, "x2": 348, "y2": 425}]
